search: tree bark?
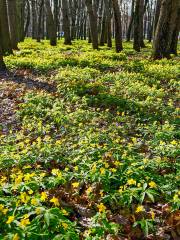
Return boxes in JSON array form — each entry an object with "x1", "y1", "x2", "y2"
[
  {"x1": 45, "y1": 0, "x2": 57, "y2": 46},
  {"x1": 152, "y1": 0, "x2": 180, "y2": 59},
  {"x1": 104, "y1": 0, "x2": 112, "y2": 47},
  {"x1": 170, "y1": 7, "x2": 180, "y2": 55},
  {"x1": 133, "y1": 0, "x2": 144, "y2": 51},
  {"x1": 7, "y1": 0, "x2": 19, "y2": 50},
  {"x1": 85, "y1": 0, "x2": 99, "y2": 49},
  {"x1": 127, "y1": 0, "x2": 135, "y2": 41},
  {"x1": 153, "y1": 0, "x2": 161, "y2": 36},
  {"x1": 62, "y1": 0, "x2": 72, "y2": 45},
  {"x1": 37, "y1": 0, "x2": 44, "y2": 42},
  {"x1": 0, "y1": 0, "x2": 12, "y2": 54},
  {"x1": 112, "y1": 0, "x2": 123, "y2": 52}
]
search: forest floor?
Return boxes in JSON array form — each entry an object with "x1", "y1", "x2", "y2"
[{"x1": 0, "y1": 39, "x2": 179, "y2": 240}]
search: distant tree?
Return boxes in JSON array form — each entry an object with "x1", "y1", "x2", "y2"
[
  {"x1": 127, "y1": 0, "x2": 135, "y2": 41},
  {"x1": 112, "y1": 0, "x2": 123, "y2": 52},
  {"x1": 152, "y1": 0, "x2": 180, "y2": 59},
  {"x1": 85, "y1": 0, "x2": 99, "y2": 49},
  {"x1": 104, "y1": 0, "x2": 112, "y2": 47},
  {"x1": 45, "y1": 0, "x2": 57, "y2": 46},
  {"x1": 62, "y1": 0, "x2": 72, "y2": 45}
]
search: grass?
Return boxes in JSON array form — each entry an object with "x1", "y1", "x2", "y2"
[{"x1": 0, "y1": 39, "x2": 179, "y2": 239}]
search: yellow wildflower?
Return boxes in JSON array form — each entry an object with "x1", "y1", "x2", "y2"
[
  {"x1": 100, "y1": 167, "x2": 105, "y2": 175},
  {"x1": 31, "y1": 198, "x2": 39, "y2": 206},
  {"x1": 135, "y1": 205, "x2": 145, "y2": 213},
  {"x1": 0, "y1": 204, "x2": 4, "y2": 211},
  {"x1": 19, "y1": 218, "x2": 30, "y2": 228},
  {"x1": 86, "y1": 187, "x2": 93, "y2": 195},
  {"x1": 40, "y1": 192, "x2": 48, "y2": 201},
  {"x1": 151, "y1": 211, "x2": 155, "y2": 220},
  {"x1": 72, "y1": 182, "x2": 79, "y2": 188},
  {"x1": 143, "y1": 158, "x2": 148, "y2": 164},
  {"x1": 74, "y1": 166, "x2": 79, "y2": 171},
  {"x1": 149, "y1": 181, "x2": 157, "y2": 188},
  {"x1": 51, "y1": 169, "x2": 62, "y2": 178},
  {"x1": 13, "y1": 233, "x2": 20, "y2": 240},
  {"x1": 28, "y1": 189, "x2": 34, "y2": 195},
  {"x1": 111, "y1": 168, "x2": 117, "y2": 173},
  {"x1": 35, "y1": 207, "x2": 42, "y2": 215},
  {"x1": 6, "y1": 215, "x2": 15, "y2": 224},
  {"x1": 171, "y1": 140, "x2": 177, "y2": 145},
  {"x1": 62, "y1": 209, "x2": 68, "y2": 216},
  {"x1": 2, "y1": 208, "x2": 8, "y2": 215},
  {"x1": 62, "y1": 222, "x2": 68, "y2": 229},
  {"x1": 100, "y1": 190, "x2": 104, "y2": 197},
  {"x1": 20, "y1": 192, "x2": 30, "y2": 204},
  {"x1": 50, "y1": 196, "x2": 60, "y2": 206},
  {"x1": 127, "y1": 179, "x2": 136, "y2": 185},
  {"x1": 97, "y1": 203, "x2": 106, "y2": 213},
  {"x1": 40, "y1": 172, "x2": 46, "y2": 178}
]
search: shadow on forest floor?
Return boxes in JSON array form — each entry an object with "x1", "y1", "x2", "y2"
[{"x1": 0, "y1": 70, "x2": 57, "y2": 93}]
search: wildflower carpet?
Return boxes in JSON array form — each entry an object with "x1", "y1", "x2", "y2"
[{"x1": 0, "y1": 39, "x2": 179, "y2": 239}]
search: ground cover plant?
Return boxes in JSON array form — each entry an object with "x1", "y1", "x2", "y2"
[{"x1": 0, "y1": 39, "x2": 179, "y2": 239}]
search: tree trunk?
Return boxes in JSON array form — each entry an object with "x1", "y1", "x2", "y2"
[
  {"x1": 85, "y1": 0, "x2": 99, "y2": 49},
  {"x1": 24, "y1": 0, "x2": 30, "y2": 38},
  {"x1": 0, "y1": 0, "x2": 12, "y2": 54},
  {"x1": 170, "y1": 7, "x2": 180, "y2": 55},
  {"x1": 104, "y1": 0, "x2": 112, "y2": 47},
  {"x1": 127, "y1": 0, "x2": 135, "y2": 41},
  {"x1": 62, "y1": 0, "x2": 72, "y2": 45},
  {"x1": 31, "y1": 0, "x2": 37, "y2": 39},
  {"x1": 133, "y1": 0, "x2": 143, "y2": 51},
  {"x1": 7, "y1": 0, "x2": 19, "y2": 50},
  {"x1": 37, "y1": 0, "x2": 44, "y2": 42},
  {"x1": 99, "y1": 4, "x2": 106, "y2": 46},
  {"x1": 112, "y1": 0, "x2": 123, "y2": 52},
  {"x1": 152, "y1": 0, "x2": 180, "y2": 59},
  {"x1": 45, "y1": 0, "x2": 57, "y2": 46},
  {"x1": 153, "y1": 0, "x2": 161, "y2": 36},
  {"x1": 140, "y1": 0, "x2": 148, "y2": 48}
]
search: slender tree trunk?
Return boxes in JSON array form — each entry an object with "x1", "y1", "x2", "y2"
[
  {"x1": 100, "y1": 4, "x2": 106, "y2": 46},
  {"x1": 31, "y1": 0, "x2": 37, "y2": 39},
  {"x1": 85, "y1": 0, "x2": 99, "y2": 49},
  {"x1": 62, "y1": 0, "x2": 72, "y2": 44},
  {"x1": 133, "y1": 0, "x2": 143, "y2": 51},
  {"x1": 104, "y1": 0, "x2": 112, "y2": 47},
  {"x1": 24, "y1": 0, "x2": 30, "y2": 38},
  {"x1": 45, "y1": 0, "x2": 57, "y2": 46},
  {"x1": 127, "y1": 0, "x2": 135, "y2": 41},
  {"x1": 37, "y1": 0, "x2": 44, "y2": 42},
  {"x1": 152, "y1": 0, "x2": 180, "y2": 59},
  {"x1": 0, "y1": 0, "x2": 12, "y2": 54},
  {"x1": 112, "y1": 0, "x2": 123, "y2": 52}
]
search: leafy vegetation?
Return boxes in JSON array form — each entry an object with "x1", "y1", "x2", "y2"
[{"x1": 0, "y1": 39, "x2": 179, "y2": 239}]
